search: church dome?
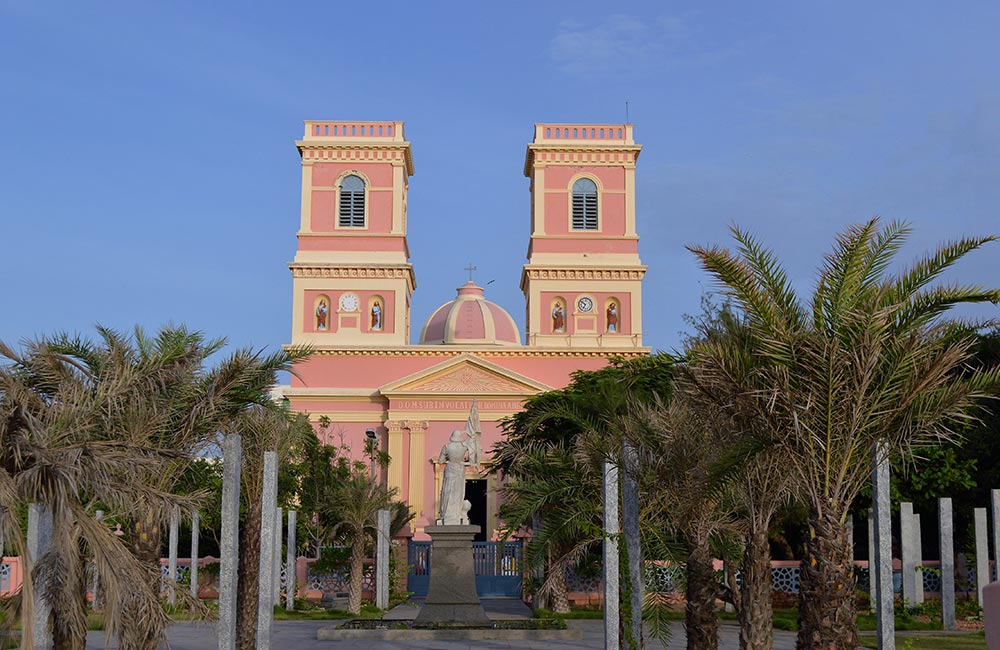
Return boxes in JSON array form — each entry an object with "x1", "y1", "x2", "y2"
[{"x1": 419, "y1": 282, "x2": 522, "y2": 346}]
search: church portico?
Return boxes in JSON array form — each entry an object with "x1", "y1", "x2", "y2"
[{"x1": 282, "y1": 120, "x2": 651, "y2": 541}]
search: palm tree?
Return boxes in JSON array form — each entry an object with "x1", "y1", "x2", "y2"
[
  {"x1": 0, "y1": 337, "x2": 187, "y2": 649},
  {"x1": 227, "y1": 405, "x2": 309, "y2": 650},
  {"x1": 688, "y1": 219, "x2": 1000, "y2": 649},
  {"x1": 324, "y1": 470, "x2": 410, "y2": 615}
]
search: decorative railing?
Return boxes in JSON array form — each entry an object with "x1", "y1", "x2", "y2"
[
  {"x1": 533, "y1": 124, "x2": 633, "y2": 144},
  {"x1": 303, "y1": 121, "x2": 403, "y2": 141}
]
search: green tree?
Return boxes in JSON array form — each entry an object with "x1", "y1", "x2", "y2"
[{"x1": 688, "y1": 219, "x2": 1000, "y2": 649}]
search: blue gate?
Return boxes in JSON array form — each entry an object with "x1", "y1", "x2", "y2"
[{"x1": 407, "y1": 540, "x2": 522, "y2": 598}]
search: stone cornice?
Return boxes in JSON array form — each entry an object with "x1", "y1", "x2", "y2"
[
  {"x1": 524, "y1": 144, "x2": 642, "y2": 176},
  {"x1": 289, "y1": 263, "x2": 416, "y2": 291},
  {"x1": 296, "y1": 141, "x2": 415, "y2": 176},
  {"x1": 282, "y1": 345, "x2": 651, "y2": 358},
  {"x1": 521, "y1": 265, "x2": 647, "y2": 282}
]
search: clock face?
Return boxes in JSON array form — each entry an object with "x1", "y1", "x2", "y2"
[
  {"x1": 577, "y1": 297, "x2": 594, "y2": 313},
  {"x1": 339, "y1": 293, "x2": 360, "y2": 312}
]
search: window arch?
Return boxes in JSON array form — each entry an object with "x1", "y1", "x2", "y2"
[
  {"x1": 571, "y1": 178, "x2": 598, "y2": 230},
  {"x1": 338, "y1": 174, "x2": 366, "y2": 227}
]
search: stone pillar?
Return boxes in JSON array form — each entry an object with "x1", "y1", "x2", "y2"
[
  {"x1": 273, "y1": 506, "x2": 282, "y2": 608},
  {"x1": 91, "y1": 510, "x2": 103, "y2": 610},
  {"x1": 621, "y1": 443, "x2": 642, "y2": 650},
  {"x1": 868, "y1": 511, "x2": 877, "y2": 611},
  {"x1": 27, "y1": 503, "x2": 53, "y2": 650},
  {"x1": 285, "y1": 510, "x2": 297, "y2": 610},
  {"x1": 218, "y1": 433, "x2": 242, "y2": 650},
  {"x1": 940, "y1": 497, "x2": 956, "y2": 630},
  {"x1": 992, "y1": 490, "x2": 1000, "y2": 583},
  {"x1": 256, "y1": 451, "x2": 279, "y2": 648},
  {"x1": 190, "y1": 512, "x2": 201, "y2": 600},
  {"x1": 871, "y1": 442, "x2": 895, "y2": 649},
  {"x1": 913, "y1": 513, "x2": 924, "y2": 605},
  {"x1": 603, "y1": 460, "x2": 620, "y2": 650},
  {"x1": 900, "y1": 502, "x2": 916, "y2": 605},
  {"x1": 167, "y1": 504, "x2": 180, "y2": 607},
  {"x1": 985, "y1": 581, "x2": 1000, "y2": 650},
  {"x1": 376, "y1": 508, "x2": 390, "y2": 609},
  {"x1": 976, "y1": 507, "x2": 989, "y2": 604}
]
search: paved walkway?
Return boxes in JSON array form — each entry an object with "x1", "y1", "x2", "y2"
[{"x1": 85, "y1": 600, "x2": 801, "y2": 649}]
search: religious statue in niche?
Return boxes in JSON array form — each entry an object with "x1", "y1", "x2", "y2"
[
  {"x1": 552, "y1": 302, "x2": 565, "y2": 332},
  {"x1": 315, "y1": 299, "x2": 329, "y2": 330},
  {"x1": 436, "y1": 400, "x2": 483, "y2": 526},
  {"x1": 607, "y1": 302, "x2": 619, "y2": 332},
  {"x1": 371, "y1": 300, "x2": 382, "y2": 330}
]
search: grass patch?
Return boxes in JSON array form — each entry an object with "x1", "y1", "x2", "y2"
[
  {"x1": 533, "y1": 607, "x2": 605, "y2": 620},
  {"x1": 859, "y1": 633, "x2": 985, "y2": 649}
]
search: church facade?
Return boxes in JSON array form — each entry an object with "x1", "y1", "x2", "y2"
[{"x1": 282, "y1": 121, "x2": 650, "y2": 539}]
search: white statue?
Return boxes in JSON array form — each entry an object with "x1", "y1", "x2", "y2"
[{"x1": 436, "y1": 401, "x2": 483, "y2": 525}]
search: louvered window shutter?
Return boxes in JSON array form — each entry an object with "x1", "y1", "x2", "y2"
[
  {"x1": 338, "y1": 175, "x2": 366, "y2": 227},
  {"x1": 571, "y1": 178, "x2": 598, "y2": 230}
]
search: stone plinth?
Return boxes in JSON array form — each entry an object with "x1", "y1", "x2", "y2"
[{"x1": 413, "y1": 524, "x2": 490, "y2": 627}]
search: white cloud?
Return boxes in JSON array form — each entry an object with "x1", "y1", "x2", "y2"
[{"x1": 548, "y1": 13, "x2": 691, "y2": 75}]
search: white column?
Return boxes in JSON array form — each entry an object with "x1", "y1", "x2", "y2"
[
  {"x1": 602, "y1": 461, "x2": 619, "y2": 650},
  {"x1": 913, "y1": 513, "x2": 924, "y2": 605},
  {"x1": 190, "y1": 512, "x2": 201, "y2": 600},
  {"x1": 28, "y1": 503, "x2": 53, "y2": 650},
  {"x1": 940, "y1": 497, "x2": 956, "y2": 630},
  {"x1": 285, "y1": 511, "x2": 297, "y2": 610},
  {"x1": 376, "y1": 508, "x2": 390, "y2": 609},
  {"x1": 255, "y1": 451, "x2": 279, "y2": 649},
  {"x1": 218, "y1": 434, "x2": 242, "y2": 650},
  {"x1": 976, "y1": 508, "x2": 989, "y2": 604},
  {"x1": 871, "y1": 442, "x2": 895, "y2": 650},
  {"x1": 167, "y1": 504, "x2": 180, "y2": 607},
  {"x1": 991, "y1": 490, "x2": 1000, "y2": 584},
  {"x1": 273, "y1": 506, "x2": 282, "y2": 608},
  {"x1": 900, "y1": 502, "x2": 916, "y2": 605}
]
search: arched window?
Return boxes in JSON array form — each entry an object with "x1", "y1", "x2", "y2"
[
  {"x1": 571, "y1": 178, "x2": 598, "y2": 230},
  {"x1": 338, "y1": 175, "x2": 366, "y2": 227}
]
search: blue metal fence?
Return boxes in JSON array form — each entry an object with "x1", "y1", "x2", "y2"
[{"x1": 407, "y1": 540, "x2": 523, "y2": 598}]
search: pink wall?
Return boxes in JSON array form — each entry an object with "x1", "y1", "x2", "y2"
[
  {"x1": 297, "y1": 234, "x2": 407, "y2": 253},
  {"x1": 309, "y1": 162, "x2": 396, "y2": 234},
  {"x1": 541, "y1": 292, "x2": 630, "y2": 335}
]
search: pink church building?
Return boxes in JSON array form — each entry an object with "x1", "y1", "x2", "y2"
[{"x1": 281, "y1": 121, "x2": 650, "y2": 540}]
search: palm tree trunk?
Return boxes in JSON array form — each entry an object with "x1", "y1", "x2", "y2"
[
  {"x1": 796, "y1": 510, "x2": 856, "y2": 650},
  {"x1": 549, "y1": 566, "x2": 571, "y2": 614},
  {"x1": 685, "y1": 541, "x2": 718, "y2": 650},
  {"x1": 131, "y1": 508, "x2": 162, "y2": 592},
  {"x1": 236, "y1": 507, "x2": 262, "y2": 650},
  {"x1": 348, "y1": 534, "x2": 366, "y2": 615},
  {"x1": 737, "y1": 530, "x2": 773, "y2": 650}
]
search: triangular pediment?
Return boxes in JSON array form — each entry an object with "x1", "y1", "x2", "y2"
[{"x1": 378, "y1": 353, "x2": 552, "y2": 396}]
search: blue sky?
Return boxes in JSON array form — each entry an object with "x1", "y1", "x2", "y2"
[{"x1": 2, "y1": 1, "x2": 998, "y2": 357}]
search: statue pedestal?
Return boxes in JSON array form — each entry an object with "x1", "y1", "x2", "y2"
[{"x1": 413, "y1": 524, "x2": 491, "y2": 627}]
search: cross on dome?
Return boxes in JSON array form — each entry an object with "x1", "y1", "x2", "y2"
[{"x1": 464, "y1": 263, "x2": 478, "y2": 282}]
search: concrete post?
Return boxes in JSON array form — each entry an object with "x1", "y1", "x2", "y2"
[
  {"x1": 868, "y1": 511, "x2": 877, "y2": 612},
  {"x1": 255, "y1": 451, "x2": 278, "y2": 649},
  {"x1": 190, "y1": 511, "x2": 201, "y2": 601},
  {"x1": 27, "y1": 503, "x2": 53, "y2": 650},
  {"x1": 992, "y1": 490, "x2": 1000, "y2": 583},
  {"x1": 167, "y1": 504, "x2": 180, "y2": 607},
  {"x1": 376, "y1": 508, "x2": 390, "y2": 610},
  {"x1": 218, "y1": 434, "x2": 242, "y2": 650},
  {"x1": 285, "y1": 510, "x2": 297, "y2": 610},
  {"x1": 871, "y1": 442, "x2": 895, "y2": 649},
  {"x1": 91, "y1": 510, "x2": 103, "y2": 610},
  {"x1": 940, "y1": 497, "x2": 956, "y2": 630},
  {"x1": 273, "y1": 506, "x2": 282, "y2": 608},
  {"x1": 913, "y1": 513, "x2": 924, "y2": 605},
  {"x1": 976, "y1": 507, "x2": 989, "y2": 604},
  {"x1": 602, "y1": 460, "x2": 620, "y2": 650},
  {"x1": 900, "y1": 502, "x2": 916, "y2": 605},
  {"x1": 621, "y1": 442, "x2": 642, "y2": 650}
]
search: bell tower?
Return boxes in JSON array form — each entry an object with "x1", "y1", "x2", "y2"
[
  {"x1": 289, "y1": 121, "x2": 416, "y2": 346},
  {"x1": 521, "y1": 124, "x2": 646, "y2": 348}
]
